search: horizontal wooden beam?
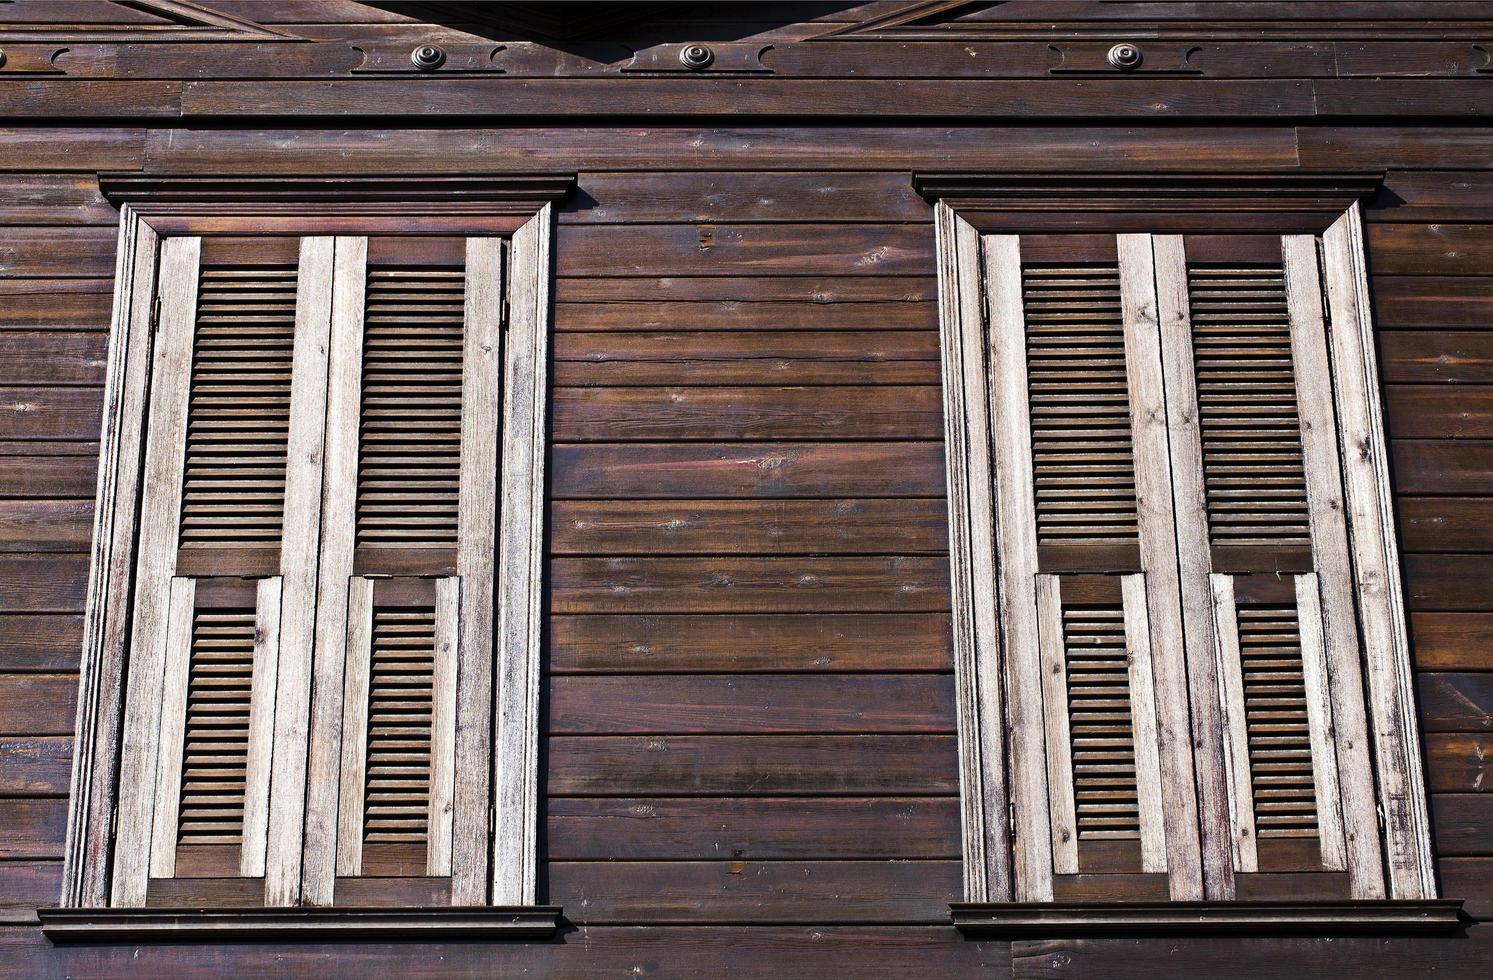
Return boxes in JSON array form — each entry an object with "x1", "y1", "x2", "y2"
[
  {"x1": 949, "y1": 900, "x2": 1465, "y2": 936},
  {"x1": 38, "y1": 906, "x2": 564, "y2": 941}
]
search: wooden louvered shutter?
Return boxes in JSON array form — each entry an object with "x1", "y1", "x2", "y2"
[
  {"x1": 977, "y1": 230, "x2": 1206, "y2": 902},
  {"x1": 299, "y1": 236, "x2": 505, "y2": 908},
  {"x1": 1154, "y1": 233, "x2": 1384, "y2": 899},
  {"x1": 111, "y1": 236, "x2": 334, "y2": 907}
]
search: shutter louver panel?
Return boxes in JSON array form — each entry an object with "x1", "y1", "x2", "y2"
[
  {"x1": 1186, "y1": 263, "x2": 1311, "y2": 571},
  {"x1": 1236, "y1": 603, "x2": 1319, "y2": 841},
  {"x1": 1022, "y1": 263, "x2": 1140, "y2": 568},
  {"x1": 176, "y1": 604, "x2": 256, "y2": 849},
  {"x1": 363, "y1": 603, "x2": 437, "y2": 849},
  {"x1": 355, "y1": 267, "x2": 465, "y2": 570},
  {"x1": 1062, "y1": 600, "x2": 1140, "y2": 843},
  {"x1": 178, "y1": 263, "x2": 296, "y2": 575}
]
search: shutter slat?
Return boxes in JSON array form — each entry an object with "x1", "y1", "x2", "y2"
[
  {"x1": 363, "y1": 604, "x2": 435, "y2": 847},
  {"x1": 1061, "y1": 601, "x2": 1141, "y2": 843},
  {"x1": 1022, "y1": 264, "x2": 1140, "y2": 551},
  {"x1": 1237, "y1": 604, "x2": 1320, "y2": 840},
  {"x1": 356, "y1": 268, "x2": 465, "y2": 552},
  {"x1": 1187, "y1": 264, "x2": 1311, "y2": 553},
  {"x1": 178, "y1": 264, "x2": 296, "y2": 556},
  {"x1": 177, "y1": 606, "x2": 255, "y2": 848}
]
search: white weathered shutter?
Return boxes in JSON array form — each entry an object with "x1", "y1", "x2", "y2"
[
  {"x1": 1151, "y1": 231, "x2": 1386, "y2": 897},
  {"x1": 951, "y1": 216, "x2": 1208, "y2": 902},
  {"x1": 111, "y1": 237, "x2": 332, "y2": 906}
]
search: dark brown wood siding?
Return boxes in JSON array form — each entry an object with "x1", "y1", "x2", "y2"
[{"x1": 2, "y1": 0, "x2": 1493, "y2": 974}]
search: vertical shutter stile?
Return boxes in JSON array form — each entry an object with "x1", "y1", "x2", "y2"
[
  {"x1": 933, "y1": 204, "x2": 1012, "y2": 904},
  {"x1": 301, "y1": 236, "x2": 369, "y2": 906},
  {"x1": 1283, "y1": 232, "x2": 1387, "y2": 896},
  {"x1": 1151, "y1": 234, "x2": 1237, "y2": 899},
  {"x1": 452, "y1": 237, "x2": 505, "y2": 904},
  {"x1": 110, "y1": 236, "x2": 201, "y2": 907},
  {"x1": 1116, "y1": 234, "x2": 1208, "y2": 901},
  {"x1": 981, "y1": 233, "x2": 1054, "y2": 903},
  {"x1": 264, "y1": 237, "x2": 337, "y2": 907},
  {"x1": 490, "y1": 209, "x2": 555, "y2": 906}
]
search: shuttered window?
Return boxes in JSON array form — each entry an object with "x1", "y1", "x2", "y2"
[
  {"x1": 935, "y1": 203, "x2": 1436, "y2": 908},
  {"x1": 96, "y1": 214, "x2": 555, "y2": 912}
]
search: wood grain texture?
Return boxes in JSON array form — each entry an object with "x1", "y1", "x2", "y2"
[
  {"x1": 491, "y1": 210, "x2": 550, "y2": 906},
  {"x1": 1118, "y1": 233, "x2": 1210, "y2": 901},
  {"x1": 300, "y1": 235, "x2": 366, "y2": 906},
  {"x1": 265, "y1": 236, "x2": 336, "y2": 907},
  {"x1": 109, "y1": 234, "x2": 198, "y2": 907}
]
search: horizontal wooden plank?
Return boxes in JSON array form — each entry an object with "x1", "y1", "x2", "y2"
[
  {"x1": 1398, "y1": 497, "x2": 1493, "y2": 553},
  {"x1": 1384, "y1": 385, "x2": 1493, "y2": 439},
  {"x1": 1412, "y1": 612, "x2": 1493, "y2": 671},
  {"x1": 1381, "y1": 331, "x2": 1493, "y2": 383},
  {"x1": 550, "y1": 499, "x2": 946, "y2": 556},
  {"x1": 0, "y1": 736, "x2": 72, "y2": 796},
  {"x1": 548, "y1": 859, "x2": 959, "y2": 925},
  {"x1": 0, "y1": 228, "x2": 118, "y2": 279},
  {"x1": 547, "y1": 797, "x2": 958, "y2": 860},
  {"x1": 0, "y1": 863, "x2": 58, "y2": 925},
  {"x1": 0, "y1": 386, "x2": 102, "y2": 441},
  {"x1": 1007, "y1": 930, "x2": 1493, "y2": 979},
  {"x1": 550, "y1": 557, "x2": 950, "y2": 613},
  {"x1": 554, "y1": 224, "x2": 932, "y2": 278},
  {"x1": 555, "y1": 278, "x2": 936, "y2": 304},
  {"x1": 0, "y1": 925, "x2": 1013, "y2": 974},
  {"x1": 0, "y1": 331, "x2": 106, "y2": 385},
  {"x1": 546, "y1": 735, "x2": 957, "y2": 796},
  {"x1": 551, "y1": 386, "x2": 942, "y2": 441},
  {"x1": 1369, "y1": 224, "x2": 1493, "y2": 276},
  {"x1": 1438, "y1": 857, "x2": 1493, "y2": 918},
  {"x1": 0, "y1": 280, "x2": 113, "y2": 330},
  {"x1": 550, "y1": 612, "x2": 951, "y2": 673},
  {"x1": 1425, "y1": 733, "x2": 1490, "y2": 793},
  {"x1": 1392, "y1": 440, "x2": 1493, "y2": 494},
  {"x1": 146, "y1": 125, "x2": 1300, "y2": 174},
  {"x1": 0, "y1": 799, "x2": 64, "y2": 859},
  {"x1": 0, "y1": 128, "x2": 144, "y2": 173},
  {"x1": 548, "y1": 675, "x2": 954, "y2": 735},
  {"x1": 567, "y1": 171, "x2": 929, "y2": 224},
  {"x1": 1301, "y1": 126, "x2": 1493, "y2": 170},
  {"x1": 555, "y1": 300, "x2": 937, "y2": 332},
  {"x1": 0, "y1": 556, "x2": 87, "y2": 613},
  {"x1": 551, "y1": 330, "x2": 940, "y2": 386},
  {"x1": 1372, "y1": 172, "x2": 1493, "y2": 223},
  {"x1": 1431, "y1": 794, "x2": 1493, "y2": 855},
  {"x1": 0, "y1": 79, "x2": 181, "y2": 119},
  {"x1": 0, "y1": 500, "x2": 93, "y2": 551},
  {"x1": 1372, "y1": 276, "x2": 1493, "y2": 330},
  {"x1": 1406, "y1": 554, "x2": 1493, "y2": 611},
  {"x1": 0, "y1": 175, "x2": 116, "y2": 225},
  {"x1": 551, "y1": 442, "x2": 945, "y2": 499},
  {"x1": 0, "y1": 674, "x2": 78, "y2": 735},
  {"x1": 1418, "y1": 673, "x2": 1493, "y2": 732}
]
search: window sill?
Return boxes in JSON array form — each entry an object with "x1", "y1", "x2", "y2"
[
  {"x1": 950, "y1": 900, "x2": 1464, "y2": 937},
  {"x1": 38, "y1": 906, "x2": 564, "y2": 943}
]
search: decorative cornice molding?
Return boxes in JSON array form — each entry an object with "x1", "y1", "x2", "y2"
[
  {"x1": 39, "y1": 905, "x2": 565, "y2": 942},
  {"x1": 950, "y1": 900, "x2": 1465, "y2": 937},
  {"x1": 914, "y1": 171, "x2": 1385, "y2": 214},
  {"x1": 98, "y1": 173, "x2": 577, "y2": 213}
]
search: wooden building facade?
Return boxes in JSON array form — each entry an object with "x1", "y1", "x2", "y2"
[{"x1": 0, "y1": 1, "x2": 1491, "y2": 975}]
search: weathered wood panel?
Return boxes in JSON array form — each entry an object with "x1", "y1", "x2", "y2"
[{"x1": 546, "y1": 735, "x2": 958, "y2": 796}]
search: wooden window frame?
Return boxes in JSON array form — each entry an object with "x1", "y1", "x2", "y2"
[
  {"x1": 51, "y1": 174, "x2": 572, "y2": 940},
  {"x1": 918, "y1": 172, "x2": 1458, "y2": 935}
]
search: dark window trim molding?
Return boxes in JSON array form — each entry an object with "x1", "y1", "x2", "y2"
[
  {"x1": 97, "y1": 173, "x2": 577, "y2": 212},
  {"x1": 38, "y1": 906, "x2": 564, "y2": 943},
  {"x1": 912, "y1": 170, "x2": 1384, "y2": 220},
  {"x1": 950, "y1": 900, "x2": 1465, "y2": 937}
]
